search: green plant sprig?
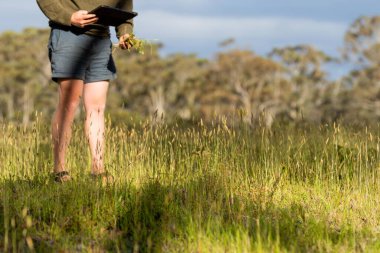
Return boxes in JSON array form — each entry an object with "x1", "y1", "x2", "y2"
[{"x1": 113, "y1": 33, "x2": 153, "y2": 55}]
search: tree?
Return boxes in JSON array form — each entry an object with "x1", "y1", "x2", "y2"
[
  {"x1": 341, "y1": 16, "x2": 380, "y2": 124},
  {"x1": 112, "y1": 45, "x2": 206, "y2": 122},
  {"x1": 344, "y1": 16, "x2": 380, "y2": 66},
  {"x1": 269, "y1": 45, "x2": 333, "y2": 123},
  {"x1": 197, "y1": 49, "x2": 283, "y2": 126},
  {"x1": 0, "y1": 28, "x2": 53, "y2": 124}
]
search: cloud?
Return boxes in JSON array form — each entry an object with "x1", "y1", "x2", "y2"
[
  {"x1": 0, "y1": 2, "x2": 349, "y2": 57},
  {"x1": 2, "y1": 2, "x2": 39, "y2": 11},
  {"x1": 136, "y1": 0, "x2": 209, "y2": 11},
  {"x1": 135, "y1": 10, "x2": 348, "y2": 56}
]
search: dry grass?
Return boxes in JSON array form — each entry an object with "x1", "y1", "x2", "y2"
[{"x1": 0, "y1": 119, "x2": 380, "y2": 252}]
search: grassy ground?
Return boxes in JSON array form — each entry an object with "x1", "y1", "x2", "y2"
[{"x1": 0, "y1": 119, "x2": 380, "y2": 252}]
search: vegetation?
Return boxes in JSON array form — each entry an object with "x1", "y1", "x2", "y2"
[
  {"x1": 119, "y1": 33, "x2": 149, "y2": 55},
  {"x1": 0, "y1": 16, "x2": 380, "y2": 126},
  {"x1": 0, "y1": 119, "x2": 380, "y2": 252},
  {"x1": 1, "y1": 15, "x2": 380, "y2": 252}
]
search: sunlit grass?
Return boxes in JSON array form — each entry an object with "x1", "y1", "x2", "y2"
[{"x1": 1, "y1": 118, "x2": 380, "y2": 252}]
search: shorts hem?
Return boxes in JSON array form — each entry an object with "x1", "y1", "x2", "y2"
[
  {"x1": 85, "y1": 73, "x2": 117, "y2": 84},
  {"x1": 52, "y1": 73, "x2": 84, "y2": 83},
  {"x1": 51, "y1": 73, "x2": 117, "y2": 84}
]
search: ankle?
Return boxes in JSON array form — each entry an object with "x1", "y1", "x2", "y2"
[
  {"x1": 54, "y1": 162, "x2": 67, "y2": 173},
  {"x1": 91, "y1": 167, "x2": 105, "y2": 175},
  {"x1": 91, "y1": 161, "x2": 104, "y2": 175}
]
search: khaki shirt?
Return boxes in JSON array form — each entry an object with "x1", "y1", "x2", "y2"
[{"x1": 36, "y1": 0, "x2": 134, "y2": 38}]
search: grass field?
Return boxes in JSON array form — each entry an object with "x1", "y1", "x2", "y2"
[{"x1": 1, "y1": 118, "x2": 380, "y2": 252}]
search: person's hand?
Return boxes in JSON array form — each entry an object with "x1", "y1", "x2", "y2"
[
  {"x1": 119, "y1": 34, "x2": 133, "y2": 50},
  {"x1": 71, "y1": 10, "x2": 98, "y2": 28}
]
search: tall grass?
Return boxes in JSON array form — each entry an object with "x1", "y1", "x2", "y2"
[{"x1": 0, "y1": 117, "x2": 380, "y2": 252}]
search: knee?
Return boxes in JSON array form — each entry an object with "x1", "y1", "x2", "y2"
[
  {"x1": 85, "y1": 103, "x2": 106, "y2": 117},
  {"x1": 66, "y1": 101, "x2": 81, "y2": 112},
  {"x1": 58, "y1": 100, "x2": 80, "y2": 115}
]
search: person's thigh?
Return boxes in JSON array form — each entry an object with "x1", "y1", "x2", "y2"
[
  {"x1": 57, "y1": 79, "x2": 84, "y2": 108},
  {"x1": 49, "y1": 28, "x2": 96, "y2": 82},
  {"x1": 83, "y1": 81, "x2": 109, "y2": 110}
]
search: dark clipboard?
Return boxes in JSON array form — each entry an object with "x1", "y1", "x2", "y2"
[{"x1": 89, "y1": 5, "x2": 138, "y2": 27}]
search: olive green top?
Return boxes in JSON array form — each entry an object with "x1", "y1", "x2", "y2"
[{"x1": 36, "y1": 0, "x2": 133, "y2": 38}]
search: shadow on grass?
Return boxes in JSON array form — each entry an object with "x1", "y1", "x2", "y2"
[
  {"x1": 0, "y1": 172, "x2": 370, "y2": 252},
  {"x1": 0, "y1": 176, "x2": 174, "y2": 252},
  {"x1": 112, "y1": 174, "x2": 365, "y2": 252}
]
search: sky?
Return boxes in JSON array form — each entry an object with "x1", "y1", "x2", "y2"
[{"x1": 0, "y1": 0, "x2": 379, "y2": 59}]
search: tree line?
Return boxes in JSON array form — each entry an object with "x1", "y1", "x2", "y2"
[{"x1": 0, "y1": 16, "x2": 379, "y2": 127}]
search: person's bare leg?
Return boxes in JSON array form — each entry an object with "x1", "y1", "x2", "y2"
[
  {"x1": 83, "y1": 81, "x2": 109, "y2": 175},
  {"x1": 52, "y1": 79, "x2": 84, "y2": 173}
]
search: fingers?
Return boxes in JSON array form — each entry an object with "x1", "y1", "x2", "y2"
[
  {"x1": 119, "y1": 34, "x2": 132, "y2": 50},
  {"x1": 118, "y1": 38, "x2": 126, "y2": 49},
  {"x1": 82, "y1": 16, "x2": 99, "y2": 25},
  {"x1": 119, "y1": 41, "x2": 132, "y2": 50},
  {"x1": 119, "y1": 40, "x2": 128, "y2": 50},
  {"x1": 82, "y1": 14, "x2": 97, "y2": 20},
  {"x1": 71, "y1": 10, "x2": 99, "y2": 28},
  {"x1": 78, "y1": 10, "x2": 89, "y2": 15},
  {"x1": 79, "y1": 10, "x2": 97, "y2": 21}
]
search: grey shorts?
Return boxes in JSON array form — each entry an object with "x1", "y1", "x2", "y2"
[{"x1": 48, "y1": 27, "x2": 116, "y2": 84}]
